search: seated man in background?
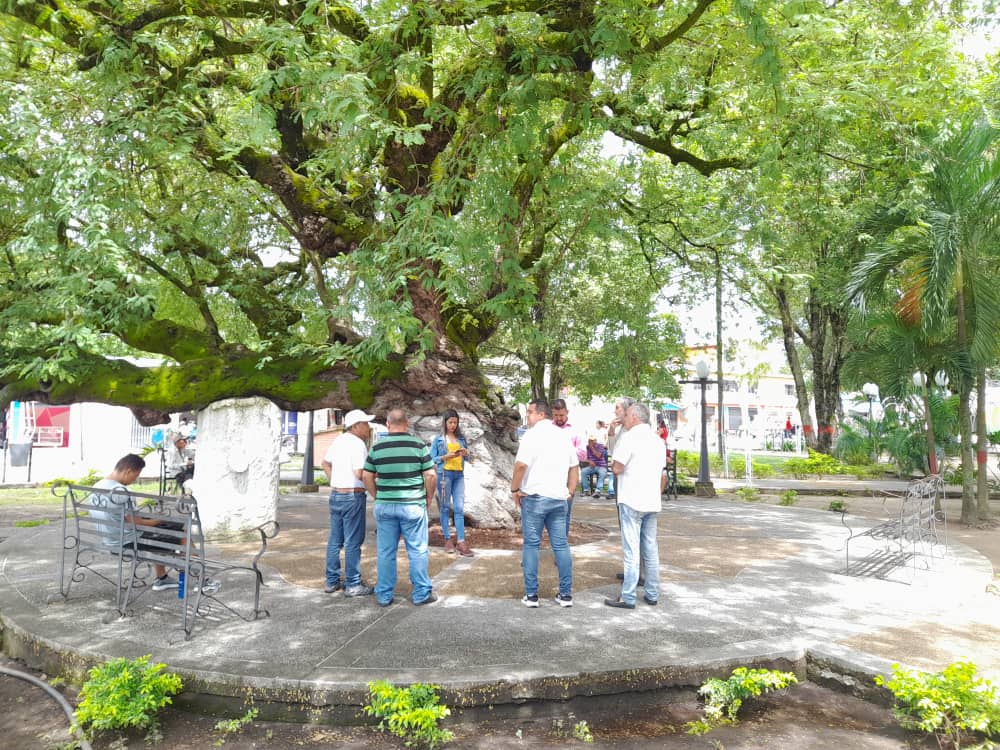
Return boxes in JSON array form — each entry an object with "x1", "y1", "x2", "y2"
[{"x1": 580, "y1": 435, "x2": 609, "y2": 498}]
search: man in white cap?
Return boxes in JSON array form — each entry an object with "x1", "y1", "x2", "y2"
[{"x1": 321, "y1": 408, "x2": 377, "y2": 596}]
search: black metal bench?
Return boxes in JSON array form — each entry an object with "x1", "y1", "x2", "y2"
[
  {"x1": 55, "y1": 483, "x2": 278, "y2": 639},
  {"x1": 663, "y1": 449, "x2": 679, "y2": 500},
  {"x1": 842, "y1": 475, "x2": 946, "y2": 582}
]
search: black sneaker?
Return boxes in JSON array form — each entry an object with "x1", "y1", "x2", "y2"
[
  {"x1": 554, "y1": 594, "x2": 573, "y2": 608},
  {"x1": 152, "y1": 575, "x2": 178, "y2": 591},
  {"x1": 344, "y1": 583, "x2": 374, "y2": 597},
  {"x1": 643, "y1": 594, "x2": 658, "y2": 606},
  {"x1": 324, "y1": 582, "x2": 343, "y2": 594},
  {"x1": 604, "y1": 597, "x2": 635, "y2": 609},
  {"x1": 521, "y1": 594, "x2": 539, "y2": 608},
  {"x1": 414, "y1": 593, "x2": 438, "y2": 606}
]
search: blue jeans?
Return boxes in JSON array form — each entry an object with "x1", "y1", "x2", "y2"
[
  {"x1": 325, "y1": 490, "x2": 367, "y2": 588},
  {"x1": 618, "y1": 504, "x2": 660, "y2": 605},
  {"x1": 580, "y1": 466, "x2": 607, "y2": 494},
  {"x1": 521, "y1": 495, "x2": 572, "y2": 597},
  {"x1": 374, "y1": 502, "x2": 432, "y2": 604},
  {"x1": 439, "y1": 470, "x2": 466, "y2": 541}
]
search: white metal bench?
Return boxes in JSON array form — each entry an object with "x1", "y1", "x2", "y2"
[
  {"x1": 55, "y1": 483, "x2": 278, "y2": 639},
  {"x1": 842, "y1": 475, "x2": 946, "y2": 582}
]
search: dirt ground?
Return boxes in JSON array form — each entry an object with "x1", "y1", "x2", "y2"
[{"x1": 2, "y1": 489, "x2": 996, "y2": 749}]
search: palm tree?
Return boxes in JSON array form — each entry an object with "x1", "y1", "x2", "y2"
[
  {"x1": 849, "y1": 116, "x2": 1000, "y2": 524},
  {"x1": 841, "y1": 308, "x2": 962, "y2": 476}
]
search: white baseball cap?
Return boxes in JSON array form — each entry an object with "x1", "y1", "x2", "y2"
[{"x1": 344, "y1": 409, "x2": 377, "y2": 428}]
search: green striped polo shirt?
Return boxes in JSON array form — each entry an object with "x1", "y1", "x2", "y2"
[{"x1": 364, "y1": 433, "x2": 434, "y2": 504}]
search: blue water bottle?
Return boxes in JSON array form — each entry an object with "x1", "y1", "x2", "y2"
[{"x1": 178, "y1": 571, "x2": 186, "y2": 599}]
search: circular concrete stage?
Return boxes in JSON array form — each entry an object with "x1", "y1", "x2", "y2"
[{"x1": 1, "y1": 495, "x2": 996, "y2": 720}]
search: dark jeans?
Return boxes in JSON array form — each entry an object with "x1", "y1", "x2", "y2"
[{"x1": 325, "y1": 490, "x2": 367, "y2": 588}]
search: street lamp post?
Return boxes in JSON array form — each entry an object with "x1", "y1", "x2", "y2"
[
  {"x1": 682, "y1": 360, "x2": 717, "y2": 497},
  {"x1": 913, "y1": 371, "x2": 938, "y2": 475},
  {"x1": 862, "y1": 382, "x2": 879, "y2": 463}
]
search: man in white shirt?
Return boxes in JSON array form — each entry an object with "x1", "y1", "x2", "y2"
[
  {"x1": 321, "y1": 409, "x2": 376, "y2": 596},
  {"x1": 606, "y1": 402, "x2": 665, "y2": 609},
  {"x1": 510, "y1": 399, "x2": 579, "y2": 608}
]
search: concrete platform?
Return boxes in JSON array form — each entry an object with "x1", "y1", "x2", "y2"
[{"x1": 1, "y1": 493, "x2": 997, "y2": 720}]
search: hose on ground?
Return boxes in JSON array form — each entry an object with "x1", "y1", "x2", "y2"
[{"x1": 0, "y1": 665, "x2": 93, "y2": 750}]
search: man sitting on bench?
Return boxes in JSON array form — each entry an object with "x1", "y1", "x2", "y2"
[{"x1": 88, "y1": 453, "x2": 186, "y2": 591}]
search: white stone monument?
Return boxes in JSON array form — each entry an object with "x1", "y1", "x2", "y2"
[{"x1": 189, "y1": 397, "x2": 282, "y2": 537}]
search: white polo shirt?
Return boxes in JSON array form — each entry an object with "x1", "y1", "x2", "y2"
[
  {"x1": 515, "y1": 419, "x2": 577, "y2": 500},
  {"x1": 612, "y1": 423, "x2": 665, "y2": 513},
  {"x1": 324, "y1": 431, "x2": 368, "y2": 489}
]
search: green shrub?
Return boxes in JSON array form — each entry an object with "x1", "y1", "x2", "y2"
[
  {"x1": 686, "y1": 668, "x2": 798, "y2": 734},
  {"x1": 365, "y1": 681, "x2": 453, "y2": 749},
  {"x1": 782, "y1": 450, "x2": 845, "y2": 478},
  {"x1": 828, "y1": 499, "x2": 848, "y2": 512},
  {"x1": 876, "y1": 662, "x2": 1000, "y2": 749},
  {"x1": 214, "y1": 707, "x2": 258, "y2": 745},
  {"x1": 74, "y1": 655, "x2": 182, "y2": 734},
  {"x1": 78, "y1": 469, "x2": 102, "y2": 486},
  {"x1": 727, "y1": 456, "x2": 776, "y2": 480},
  {"x1": 734, "y1": 486, "x2": 761, "y2": 503},
  {"x1": 778, "y1": 490, "x2": 798, "y2": 506}
]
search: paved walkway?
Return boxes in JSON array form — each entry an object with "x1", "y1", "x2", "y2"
[{"x1": 0, "y1": 489, "x2": 997, "y2": 718}]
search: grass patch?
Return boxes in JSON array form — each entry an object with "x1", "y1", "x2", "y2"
[
  {"x1": 13, "y1": 519, "x2": 50, "y2": 528},
  {"x1": 0, "y1": 481, "x2": 163, "y2": 509}
]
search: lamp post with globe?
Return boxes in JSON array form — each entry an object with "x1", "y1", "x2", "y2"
[{"x1": 682, "y1": 360, "x2": 717, "y2": 497}]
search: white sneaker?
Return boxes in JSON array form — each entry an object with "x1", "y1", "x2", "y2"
[
  {"x1": 521, "y1": 594, "x2": 539, "y2": 608},
  {"x1": 554, "y1": 594, "x2": 573, "y2": 608}
]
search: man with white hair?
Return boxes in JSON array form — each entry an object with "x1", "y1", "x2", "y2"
[{"x1": 606, "y1": 401, "x2": 665, "y2": 609}]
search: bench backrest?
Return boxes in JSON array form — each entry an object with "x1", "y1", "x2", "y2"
[
  {"x1": 64, "y1": 483, "x2": 134, "y2": 554},
  {"x1": 63, "y1": 484, "x2": 205, "y2": 564},
  {"x1": 898, "y1": 476, "x2": 942, "y2": 540}
]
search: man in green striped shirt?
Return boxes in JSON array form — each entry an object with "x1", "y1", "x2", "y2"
[{"x1": 363, "y1": 408, "x2": 438, "y2": 606}]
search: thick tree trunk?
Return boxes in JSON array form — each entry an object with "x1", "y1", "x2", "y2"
[
  {"x1": 774, "y1": 282, "x2": 816, "y2": 449},
  {"x1": 370, "y1": 349, "x2": 522, "y2": 529},
  {"x1": 955, "y1": 287, "x2": 977, "y2": 524},
  {"x1": 959, "y1": 379, "x2": 977, "y2": 524},
  {"x1": 976, "y1": 368, "x2": 991, "y2": 521}
]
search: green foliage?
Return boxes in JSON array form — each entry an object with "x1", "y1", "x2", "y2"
[
  {"x1": 778, "y1": 490, "x2": 798, "y2": 506},
  {"x1": 364, "y1": 681, "x2": 453, "y2": 749},
  {"x1": 78, "y1": 469, "x2": 102, "y2": 486},
  {"x1": 876, "y1": 662, "x2": 1000, "y2": 749},
  {"x1": 677, "y1": 450, "x2": 723, "y2": 478},
  {"x1": 728, "y1": 455, "x2": 775, "y2": 479},
  {"x1": 573, "y1": 720, "x2": 594, "y2": 743},
  {"x1": 828, "y1": 499, "x2": 848, "y2": 512},
  {"x1": 73, "y1": 655, "x2": 182, "y2": 735},
  {"x1": 783, "y1": 450, "x2": 845, "y2": 479},
  {"x1": 213, "y1": 707, "x2": 259, "y2": 746},
  {"x1": 686, "y1": 668, "x2": 798, "y2": 734},
  {"x1": 734, "y1": 486, "x2": 761, "y2": 503}
]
